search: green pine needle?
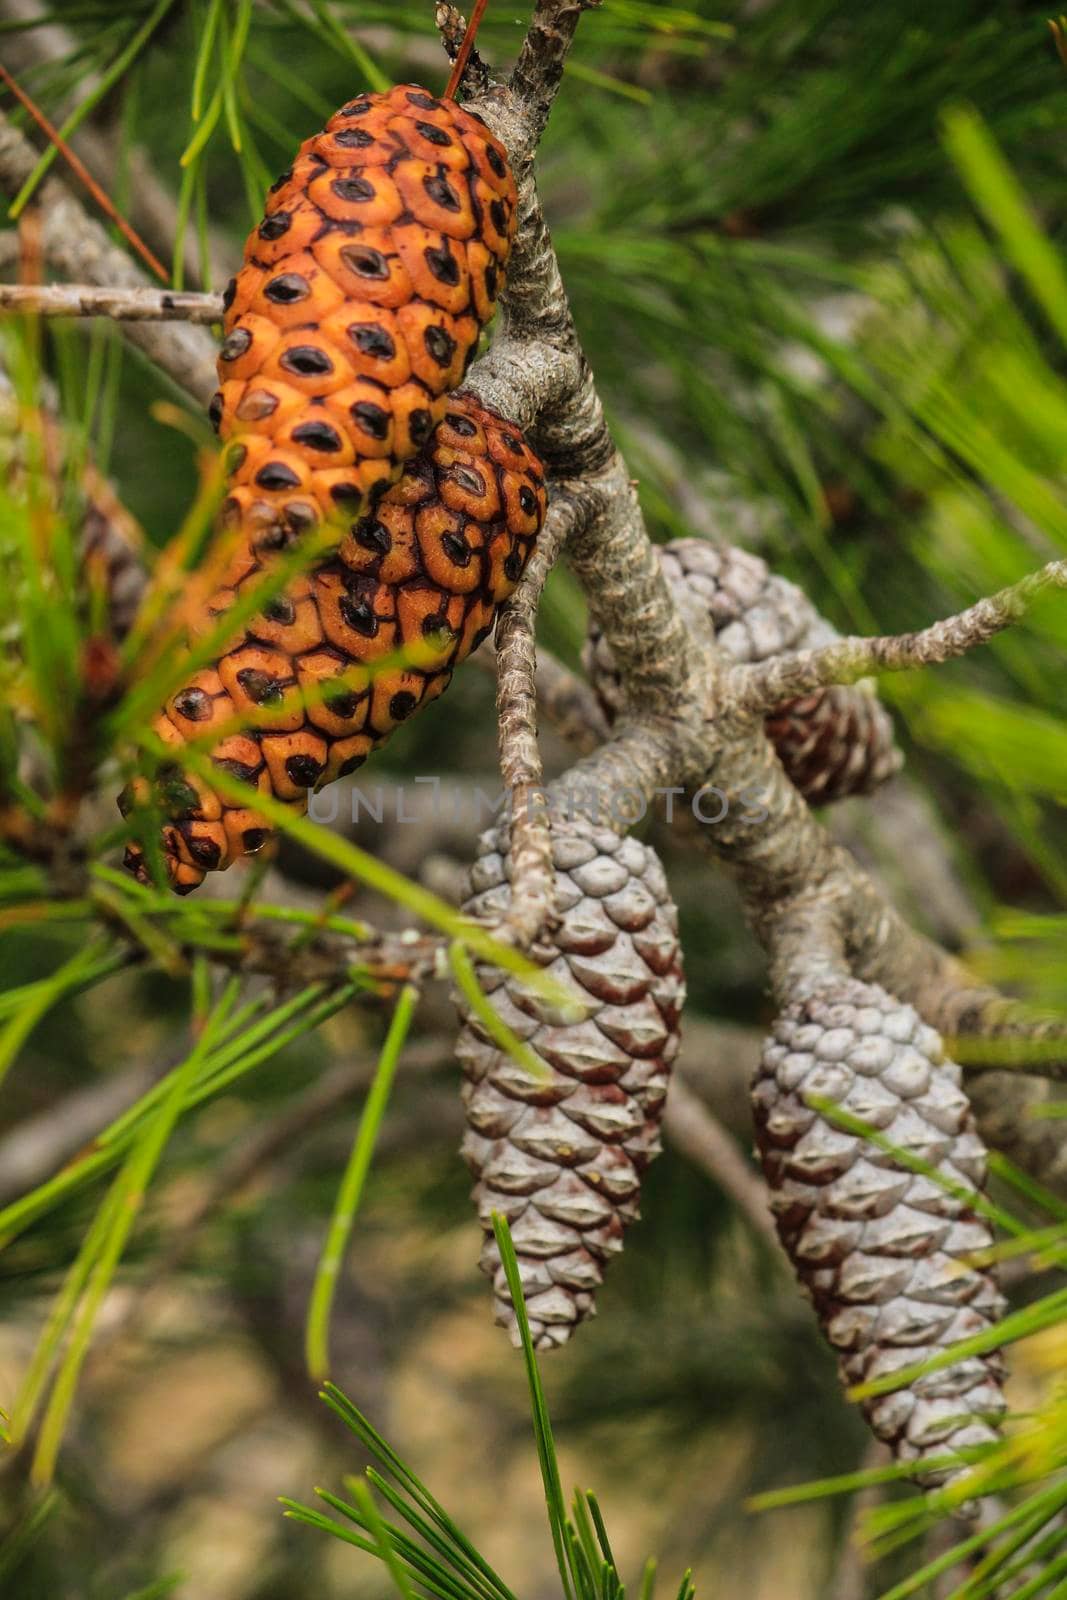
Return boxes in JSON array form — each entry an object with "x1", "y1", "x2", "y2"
[{"x1": 305, "y1": 982, "x2": 418, "y2": 1380}]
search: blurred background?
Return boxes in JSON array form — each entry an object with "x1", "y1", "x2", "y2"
[{"x1": 2, "y1": 1, "x2": 1067, "y2": 1596}]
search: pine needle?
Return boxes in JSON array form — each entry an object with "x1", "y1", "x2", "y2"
[{"x1": 305, "y1": 983, "x2": 418, "y2": 1380}]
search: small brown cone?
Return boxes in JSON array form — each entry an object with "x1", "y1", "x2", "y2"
[
  {"x1": 585, "y1": 538, "x2": 901, "y2": 804},
  {"x1": 752, "y1": 978, "x2": 1006, "y2": 1488},
  {"x1": 456, "y1": 815, "x2": 685, "y2": 1349}
]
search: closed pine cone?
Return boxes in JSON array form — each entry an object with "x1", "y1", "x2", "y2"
[
  {"x1": 456, "y1": 815, "x2": 685, "y2": 1349},
  {"x1": 121, "y1": 393, "x2": 545, "y2": 893},
  {"x1": 585, "y1": 538, "x2": 901, "y2": 804},
  {"x1": 214, "y1": 83, "x2": 517, "y2": 550},
  {"x1": 752, "y1": 978, "x2": 1005, "y2": 1488}
]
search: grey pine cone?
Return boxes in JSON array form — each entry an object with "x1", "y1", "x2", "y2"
[
  {"x1": 752, "y1": 979, "x2": 1006, "y2": 1487},
  {"x1": 585, "y1": 538, "x2": 901, "y2": 804},
  {"x1": 456, "y1": 816, "x2": 685, "y2": 1349}
]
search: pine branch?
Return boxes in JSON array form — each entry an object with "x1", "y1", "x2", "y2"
[
  {"x1": 661, "y1": 1077, "x2": 778, "y2": 1249},
  {"x1": 510, "y1": 0, "x2": 603, "y2": 153},
  {"x1": 732, "y1": 559, "x2": 1067, "y2": 714},
  {"x1": 491, "y1": 496, "x2": 575, "y2": 948},
  {"x1": 0, "y1": 283, "x2": 223, "y2": 322},
  {"x1": 0, "y1": 110, "x2": 217, "y2": 402}
]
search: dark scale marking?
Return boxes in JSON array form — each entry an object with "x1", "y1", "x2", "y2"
[
  {"x1": 340, "y1": 244, "x2": 390, "y2": 281},
  {"x1": 415, "y1": 121, "x2": 451, "y2": 148},
  {"x1": 258, "y1": 213, "x2": 291, "y2": 242},
  {"x1": 253, "y1": 522, "x2": 292, "y2": 552},
  {"x1": 263, "y1": 596, "x2": 296, "y2": 625},
  {"x1": 237, "y1": 389, "x2": 279, "y2": 421},
  {"x1": 292, "y1": 420, "x2": 342, "y2": 453},
  {"x1": 490, "y1": 199, "x2": 509, "y2": 233},
  {"x1": 502, "y1": 433, "x2": 523, "y2": 454},
  {"x1": 208, "y1": 392, "x2": 224, "y2": 433},
  {"x1": 213, "y1": 757, "x2": 261, "y2": 784},
  {"x1": 334, "y1": 127, "x2": 375, "y2": 149},
  {"x1": 283, "y1": 502, "x2": 318, "y2": 532},
  {"x1": 339, "y1": 754, "x2": 366, "y2": 776},
  {"x1": 472, "y1": 623, "x2": 493, "y2": 649},
  {"x1": 340, "y1": 596, "x2": 379, "y2": 637},
  {"x1": 504, "y1": 551, "x2": 524, "y2": 583},
  {"x1": 182, "y1": 832, "x2": 222, "y2": 869},
  {"x1": 424, "y1": 173, "x2": 460, "y2": 212},
  {"x1": 332, "y1": 175, "x2": 376, "y2": 204},
  {"x1": 409, "y1": 408, "x2": 433, "y2": 445},
  {"x1": 389, "y1": 691, "x2": 418, "y2": 721},
  {"x1": 424, "y1": 242, "x2": 460, "y2": 287},
  {"x1": 519, "y1": 486, "x2": 538, "y2": 515},
  {"x1": 407, "y1": 91, "x2": 441, "y2": 110},
  {"x1": 269, "y1": 167, "x2": 293, "y2": 193},
  {"x1": 220, "y1": 327, "x2": 251, "y2": 362},
  {"x1": 421, "y1": 612, "x2": 455, "y2": 638},
  {"x1": 243, "y1": 828, "x2": 269, "y2": 852},
  {"x1": 182, "y1": 836, "x2": 221, "y2": 870},
  {"x1": 324, "y1": 688, "x2": 359, "y2": 718},
  {"x1": 424, "y1": 325, "x2": 456, "y2": 367},
  {"x1": 349, "y1": 322, "x2": 395, "y2": 359},
  {"x1": 285, "y1": 754, "x2": 323, "y2": 788},
  {"x1": 330, "y1": 482, "x2": 363, "y2": 505},
  {"x1": 446, "y1": 411, "x2": 477, "y2": 437},
  {"x1": 486, "y1": 145, "x2": 507, "y2": 179},
  {"x1": 279, "y1": 345, "x2": 334, "y2": 377},
  {"x1": 354, "y1": 519, "x2": 392, "y2": 555},
  {"x1": 174, "y1": 687, "x2": 212, "y2": 721},
  {"x1": 236, "y1": 668, "x2": 284, "y2": 705},
  {"x1": 255, "y1": 462, "x2": 301, "y2": 491},
  {"x1": 351, "y1": 400, "x2": 389, "y2": 440},
  {"x1": 485, "y1": 262, "x2": 499, "y2": 301},
  {"x1": 222, "y1": 277, "x2": 237, "y2": 310},
  {"x1": 441, "y1": 533, "x2": 471, "y2": 567},
  {"x1": 339, "y1": 100, "x2": 373, "y2": 117},
  {"x1": 451, "y1": 465, "x2": 485, "y2": 496},
  {"x1": 264, "y1": 272, "x2": 311, "y2": 304}
]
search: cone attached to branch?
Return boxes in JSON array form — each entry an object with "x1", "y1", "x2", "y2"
[
  {"x1": 215, "y1": 82, "x2": 517, "y2": 549},
  {"x1": 120, "y1": 393, "x2": 546, "y2": 892},
  {"x1": 585, "y1": 538, "x2": 901, "y2": 804},
  {"x1": 752, "y1": 978, "x2": 1005, "y2": 1487},
  {"x1": 456, "y1": 815, "x2": 685, "y2": 1349}
]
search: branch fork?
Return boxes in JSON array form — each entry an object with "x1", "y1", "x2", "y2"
[{"x1": 1, "y1": 0, "x2": 1062, "y2": 1084}]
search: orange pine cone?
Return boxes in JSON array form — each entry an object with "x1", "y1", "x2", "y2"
[
  {"x1": 120, "y1": 393, "x2": 546, "y2": 893},
  {"x1": 212, "y1": 83, "x2": 518, "y2": 554}
]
